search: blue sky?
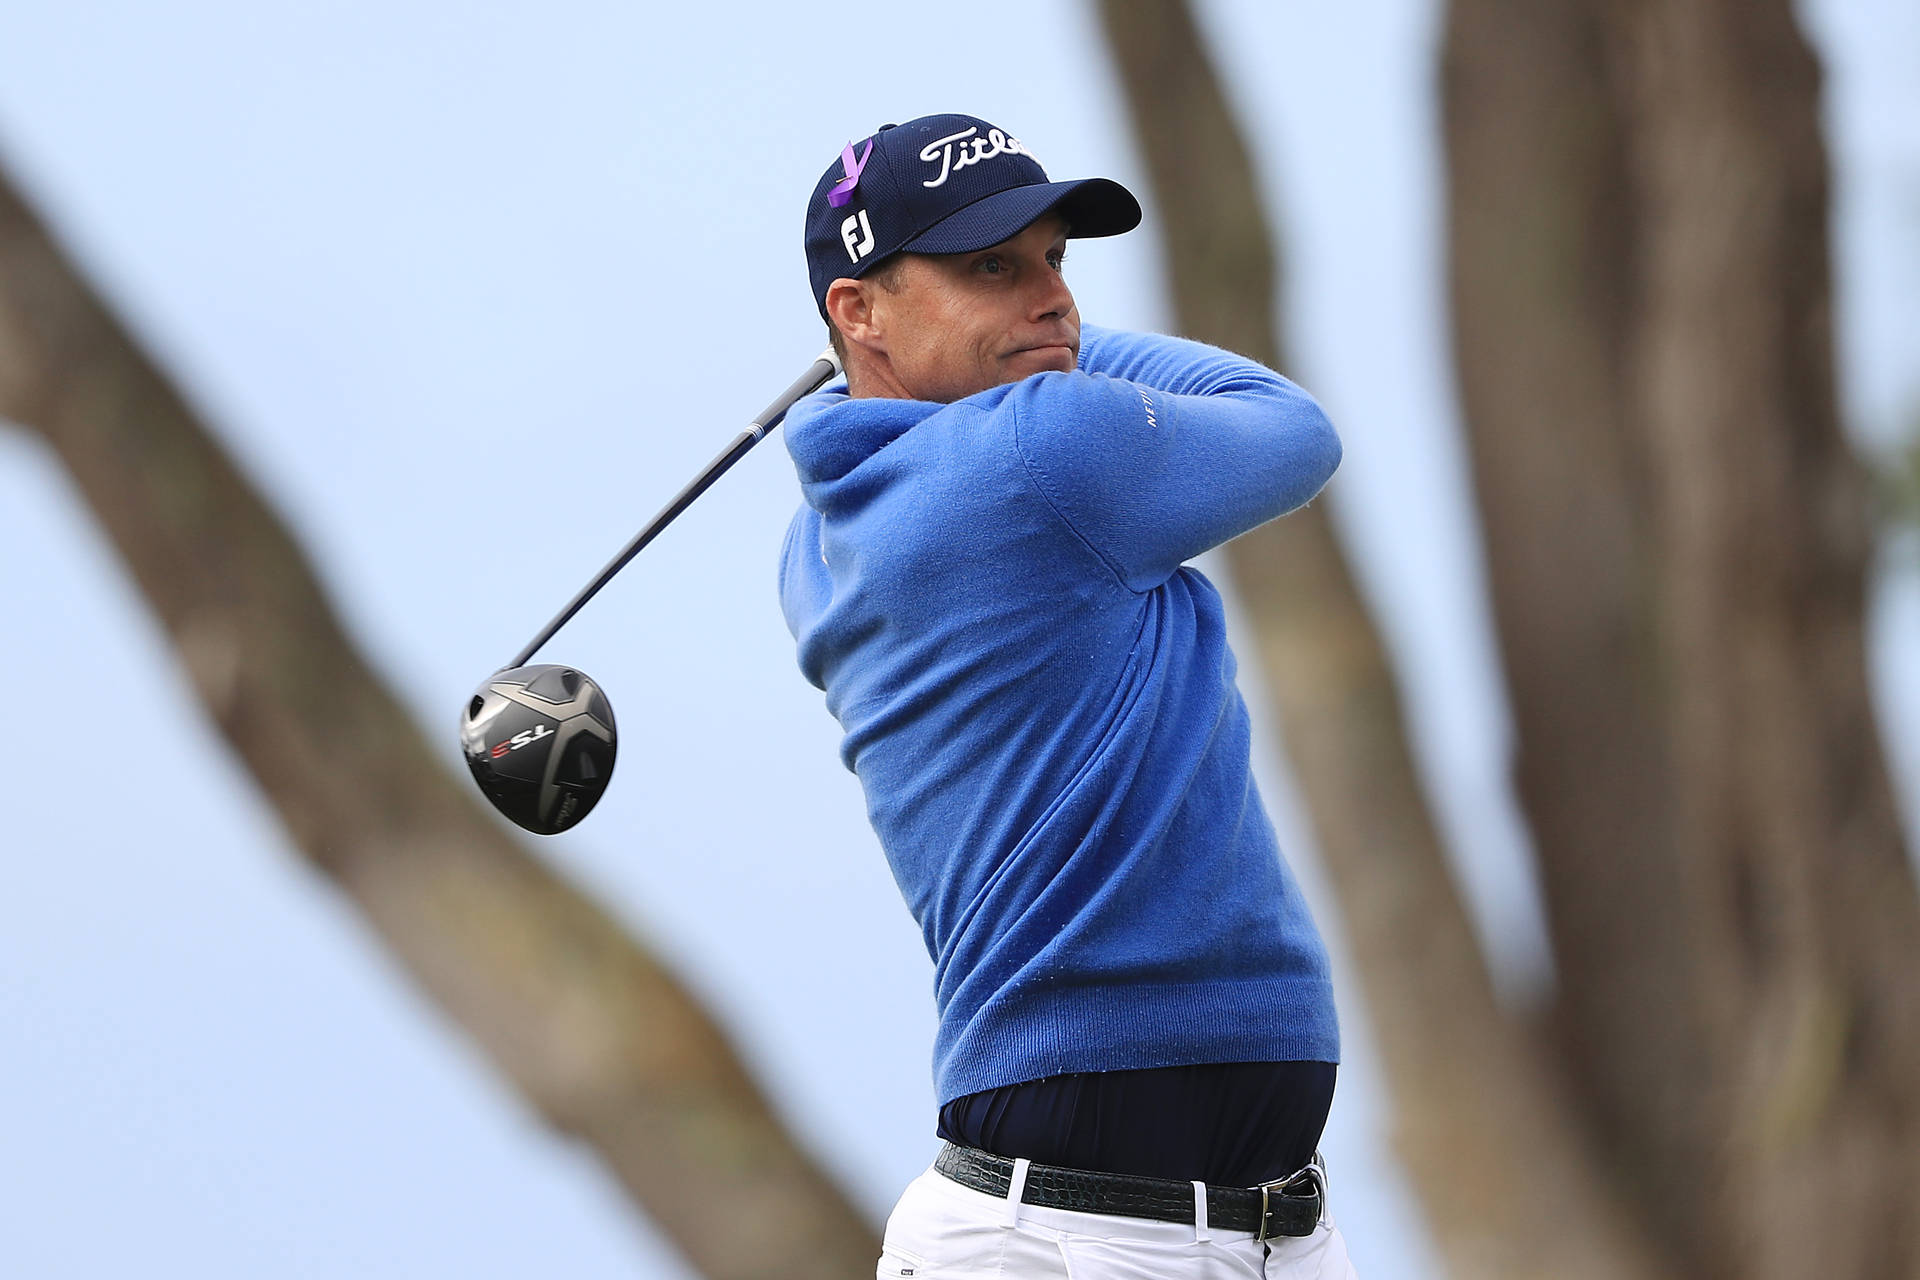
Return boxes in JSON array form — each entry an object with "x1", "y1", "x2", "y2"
[{"x1": 1, "y1": 2, "x2": 1914, "y2": 1276}]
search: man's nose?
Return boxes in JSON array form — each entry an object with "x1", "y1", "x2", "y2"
[{"x1": 1027, "y1": 264, "x2": 1074, "y2": 320}]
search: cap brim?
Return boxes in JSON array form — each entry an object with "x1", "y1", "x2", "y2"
[{"x1": 899, "y1": 177, "x2": 1142, "y2": 257}]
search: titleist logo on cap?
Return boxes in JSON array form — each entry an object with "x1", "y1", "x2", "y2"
[{"x1": 917, "y1": 126, "x2": 1038, "y2": 190}]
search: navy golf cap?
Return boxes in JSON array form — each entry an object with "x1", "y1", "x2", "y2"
[{"x1": 805, "y1": 113, "x2": 1142, "y2": 320}]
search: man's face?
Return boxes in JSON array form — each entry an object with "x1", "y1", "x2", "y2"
[{"x1": 867, "y1": 214, "x2": 1078, "y2": 403}]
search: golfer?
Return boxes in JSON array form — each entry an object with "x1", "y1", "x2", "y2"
[{"x1": 781, "y1": 113, "x2": 1358, "y2": 1278}]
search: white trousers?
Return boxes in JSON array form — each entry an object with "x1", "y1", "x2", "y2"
[{"x1": 876, "y1": 1160, "x2": 1360, "y2": 1279}]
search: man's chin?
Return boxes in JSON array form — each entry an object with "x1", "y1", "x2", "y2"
[{"x1": 1004, "y1": 345, "x2": 1078, "y2": 379}]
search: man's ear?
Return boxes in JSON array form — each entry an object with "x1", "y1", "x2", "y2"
[{"x1": 825, "y1": 278, "x2": 884, "y2": 354}]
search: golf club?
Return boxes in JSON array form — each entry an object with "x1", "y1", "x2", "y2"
[{"x1": 461, "y1": 347, "x2": 843, "y2": 834}]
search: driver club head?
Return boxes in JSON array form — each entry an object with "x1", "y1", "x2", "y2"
[{"x1": 461, "y1": 664, "x2": 617, "y2": 835}]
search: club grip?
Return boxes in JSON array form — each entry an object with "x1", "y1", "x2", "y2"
[{"x1": 749, "y1": 348, "x2": 843, "y2": 439}]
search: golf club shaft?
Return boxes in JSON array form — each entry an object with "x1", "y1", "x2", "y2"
[{"x1": 506, "y1": 349, "x2": 843, "y2": 670}]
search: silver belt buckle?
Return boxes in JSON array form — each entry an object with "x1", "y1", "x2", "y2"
[{"x1": 1255, "y1": 1152, "x2": 1327, "y2": 1243}]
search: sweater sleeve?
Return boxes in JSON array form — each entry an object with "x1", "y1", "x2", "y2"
[{"x1": 1011, "y1": 325, "x2": 1342, "y2": 591}]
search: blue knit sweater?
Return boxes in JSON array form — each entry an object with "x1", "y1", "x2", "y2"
[{"x1": 779, "y1": 325, "x2": 1342, "y2": 1105}]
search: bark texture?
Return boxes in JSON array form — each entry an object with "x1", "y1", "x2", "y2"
[
  {"x1": 0, "y1": 161, "x2": 880, "y2": 1280},
  {"x1": 1098, "y1": 3, "x2": 1661, "y2": 1276},
  {"x1": 1445, "y1": 0, "x2": 1920, "y2": 1275}
]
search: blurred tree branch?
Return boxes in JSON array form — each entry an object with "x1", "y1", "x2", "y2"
[
  {"x1": 0, "y1": 158, "x2": 878, "y2": 1280},
  {"x1": 1447, "y1": 0, "x2": 1920, "y2": 1275},
  {"x1": 1874, "y1": 411, "x2": 1920, "y2": 540},
  {"x1": 1096, "y1": 3, "x2": 1661, "y2": 1276}
]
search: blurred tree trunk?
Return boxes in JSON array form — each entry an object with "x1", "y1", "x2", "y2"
[
  {"x1": 1446, "y1": 0, "x2": 1920, "y2": 1276},
  {"x1": 1098, "y1": 3, "x2": 1659, "y2": 1276},
  {"x1": 0, "y1": 160, "x2": 879, "y2": 1280}
]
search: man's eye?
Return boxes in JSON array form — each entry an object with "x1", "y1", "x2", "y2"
[
  {"x1": 977, "y1": 256, "x2": 1003, "y2": 274},
  {"x1": 1048, "y1": 252, "x2": 1067, "y2": 270}
]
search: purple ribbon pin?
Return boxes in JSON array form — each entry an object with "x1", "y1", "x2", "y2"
[{"x1": 826, "y1": 139, "x2": 873, "y2": 209}]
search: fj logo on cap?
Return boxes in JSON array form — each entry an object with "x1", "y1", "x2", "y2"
[{"x1": 841, "y1": 209, "x2": 875, "y2": 262}]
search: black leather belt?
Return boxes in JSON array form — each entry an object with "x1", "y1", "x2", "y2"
[{"x1": 933, "y1": 1142, "x2": 1324, "y2": 1241}]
